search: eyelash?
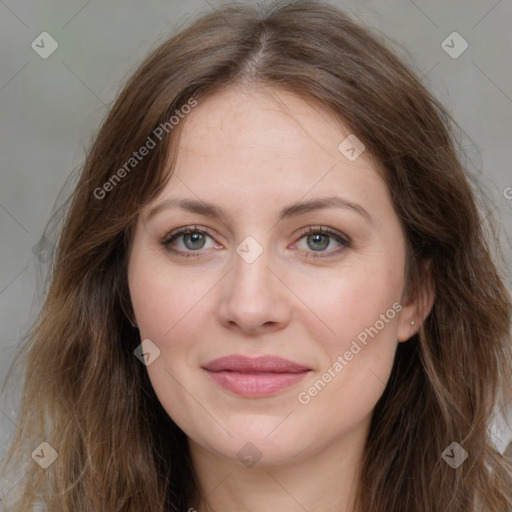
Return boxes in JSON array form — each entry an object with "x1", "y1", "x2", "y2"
[{"x1": 160, "y1": 225, "x2": 351, "y2": 259}]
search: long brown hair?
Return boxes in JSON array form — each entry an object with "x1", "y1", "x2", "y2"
[{"x1": 2, "y1": 1, "x2": 511, "y2": 510}]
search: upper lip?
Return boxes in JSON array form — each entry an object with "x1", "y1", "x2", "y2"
[{"x1": 202, "y1": 355, "x2": 311, "y2": 373}]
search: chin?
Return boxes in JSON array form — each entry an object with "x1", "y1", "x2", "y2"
[{"x1": 188, "y1": 418, "x2": 319, "y2": 469}]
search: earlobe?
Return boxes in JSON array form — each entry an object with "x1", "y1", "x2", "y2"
[
  {"x1": 120, "y1": 291, "x2": 138, "y2": 329},
  {"x1": 397, "y1": 271, "x2": 435, "y2": 342}
]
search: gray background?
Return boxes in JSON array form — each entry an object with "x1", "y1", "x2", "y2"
[{"x1": 1, "y1": 0, "x2": 512, "y2": 473}]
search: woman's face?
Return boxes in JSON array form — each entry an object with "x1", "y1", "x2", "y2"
[{"x1": 128, "y1": 86, "x2": 418, "y2": 466}]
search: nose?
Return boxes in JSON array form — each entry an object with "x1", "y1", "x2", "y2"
[{"x1": 216, "y1": 243, "x2": 292, "y2": 335}]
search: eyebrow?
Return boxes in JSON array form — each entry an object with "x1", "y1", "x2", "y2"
[{"x1": 146, "y1": 196, "x2": 372, "y2": 225}]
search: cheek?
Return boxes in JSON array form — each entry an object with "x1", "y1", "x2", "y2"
[
  {"x1": 128, "y1": 252, "x2": 215, "y2": 437},
  {"x1": 306, "y1": 259, "x2": 403, "y2": 347},
  {"x1": 128, "y1": 249, "x2": 215, "y2": 341},
  {"x1": 300, "y1": 260, "x2": 403, "y2": 405}
]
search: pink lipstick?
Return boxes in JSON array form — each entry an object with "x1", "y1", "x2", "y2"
[{"x1": 202, "y1": 355, "x2": 311, "y2": 397}]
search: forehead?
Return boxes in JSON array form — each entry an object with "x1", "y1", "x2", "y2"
[
  {"x1": 178, "y1": 85, "x2": 351, "y2": 161},
  {"x1": 149, "y1": 85, "x2": 393, "y2": 226}
]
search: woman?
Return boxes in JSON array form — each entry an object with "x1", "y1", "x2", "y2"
[{"x1": 1, "y1": 1, "x2": 511, "y2": 510}]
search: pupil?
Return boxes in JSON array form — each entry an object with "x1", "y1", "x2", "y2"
[
  {"x1": 185, "y1": 232, "x2": 204, "y2": 249},
  {"x1": 308, "y1": 234, "x2": 328, "y2": 251}
]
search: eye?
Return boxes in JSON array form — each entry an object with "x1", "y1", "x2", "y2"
[
  {"x1": 293, "y1": 226, "x2": 351, "y2": 259},
  {"x1": 160, "y1": 225, "x2": 219, "y2": 257},
  {"x1": 160, "y1": 225, "x2": 351, "y2": 259}
]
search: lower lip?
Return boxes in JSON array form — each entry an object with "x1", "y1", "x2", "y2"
[{"x1": 205, "y1": 370, "x2": 310, "y2": 397}]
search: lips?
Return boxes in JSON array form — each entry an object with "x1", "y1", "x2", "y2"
[
  {"x1": 202, "y1": 355, "x2": 311, "y2": 397},
  {"x1": 202, "y1": 355, "x2": 311, "y2": 373}
]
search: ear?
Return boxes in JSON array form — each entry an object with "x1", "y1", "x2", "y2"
[{"x1": 397, "y1": 264, "x2": 435, "y2": 342}]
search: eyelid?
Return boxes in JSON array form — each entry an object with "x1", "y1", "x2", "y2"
[
  {"x1": 294, "y1": 225, "x2": 351, "y2": 246},
  {"x1": 160, "y1": 225, "x2": 218, "y2": 245}
]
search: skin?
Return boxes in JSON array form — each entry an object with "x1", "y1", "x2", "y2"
[{"x1": 127, "y1": 85, "x2": 434, "y2": 512}]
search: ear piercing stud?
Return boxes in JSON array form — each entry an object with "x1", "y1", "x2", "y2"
[{"x1": 411, "y1": 321, "x2": 415, "y2": 326}]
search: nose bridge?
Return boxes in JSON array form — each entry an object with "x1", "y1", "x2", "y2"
[
  {"x1": 232, "y1": 235, "x2": 279, "y2": 302},
  {"x1": 233, "y1": 240, "x2": 274, "y2": 296},
  {"x1": 218, "y1": 235, "x2": 290, "y2": 332}
]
